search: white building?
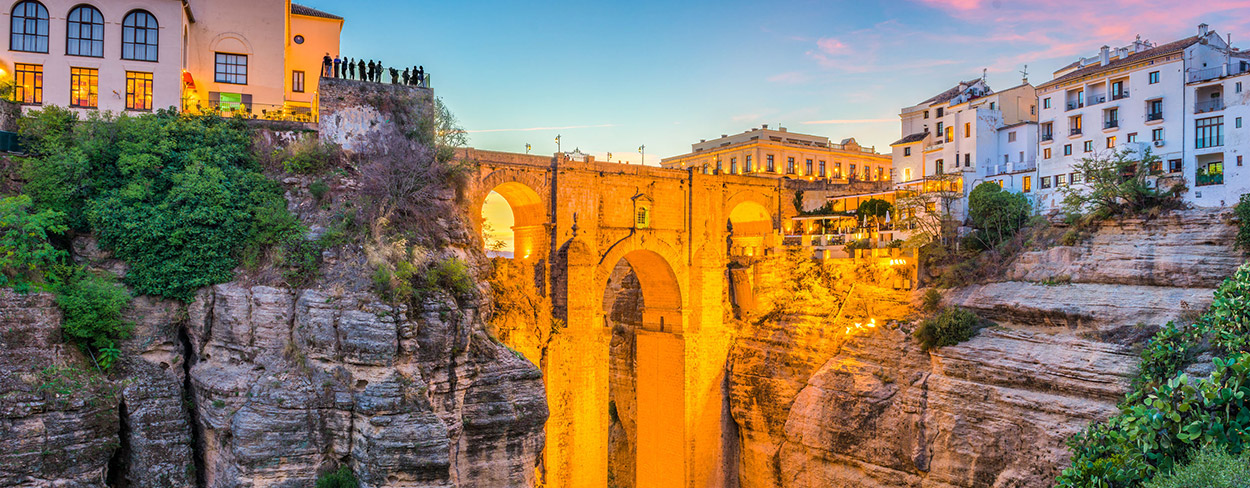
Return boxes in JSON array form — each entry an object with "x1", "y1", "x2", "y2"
[
  {"x1": 1183, "y1": 38, "x2": 1250, "y2": 207},
  {"x1": 890, "y1": 77, "x2": 1038, "y2": 218},
  {"x1": 1034, "y1": 24, "x2": 1244, "y2": 211}
]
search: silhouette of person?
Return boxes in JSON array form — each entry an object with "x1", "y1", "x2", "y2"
[
  {"x1": 402, "y1": 68, "x2": 410, "y2": 85},
  {"x1": 347, "y1": 58, "x2": 355, "y2": 79},
  {"x1": 366, "y1": 61, "x2": 376, "y2": 82},
  {"x1": 358, "y1": 59, "x2": 366, "y2": 81},
  {"x1": 322, "y1": 53, "x2": 332, "y2": 77},
  {"x1": 416, "y1": 66, "x2": 425, "y2": 87},
  {"x1": 389, "y1": 67, "x2": 399, "y2": 84},
  {"x1": 333, "y1": 55, "x2": 341, "y2": 78}
]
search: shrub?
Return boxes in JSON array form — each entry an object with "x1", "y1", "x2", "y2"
[
  {"x1": 967, "y1": 182, "x2": 1031, "y2": 249},
  {"x1": 315, "y1": 466, "x2": 359, "y2": 488},
  {"x1": 0, "y1": 195, "x2": 68, "y2": 292},
  {"x1": 310, "y1": 178, "x2": 330, "y2": 202},
  {"x1": 55, "y1": 269, "x2": 132, "y2": 370},
  {"x1": 1236, "y1": 194, "x2": 1250, "y2": 252},
  {"x1": 913, "y1": 307, "x2": 979, "y2": 351},
  {"x1": 1143, "y1": 445, "x2": 1250, "y2": 488},
  {"x1": 1060, "y1": 147, "x2": 1185, "y2": 222},
  {"x1": 426, "y1": 257, "x2": 475, "y2": 298},
  {"x1": 921, "y1": 288, "x2": 942, "y2": 313},
  {"x1": 282, "y1": 138, "x2": 342, "y2": 175}
]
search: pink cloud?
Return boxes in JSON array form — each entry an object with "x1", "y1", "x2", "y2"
[
  {"x1": 915, "y1": 0, "x2": 982, "y2": 10},
  {"x1": 816, "y1": 37, "x2": 848, "y2": 54}
]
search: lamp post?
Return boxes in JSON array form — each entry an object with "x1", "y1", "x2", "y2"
[
  {"x1": 525, "y1": 143, "x2": 531, "y2": 154},
  {"x1": 638, "y1": 145, "x2": 645, "y2": 166},
  {"x1": 556, "y1": 135, "x2": 562, "y2": 155}
]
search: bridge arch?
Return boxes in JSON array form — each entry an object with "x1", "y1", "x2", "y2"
[
  {"x1": 725, "y1": 190, "x2": 776, "y2": 257},
  {"x1": 474, "y1": 168, "x2": 549, "y2": 259}
]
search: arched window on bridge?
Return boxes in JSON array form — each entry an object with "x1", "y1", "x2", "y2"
[{"x1": 633, "y1": 194, "x2": 652, "y2": 229}]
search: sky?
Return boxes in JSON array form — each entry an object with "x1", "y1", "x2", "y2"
[
  {"x1": 312, "y1": 0, "x2": 1250, "y2": 165},
  {"x1": 305, "y1": 0, "x2": 1250, "y2": 251}
]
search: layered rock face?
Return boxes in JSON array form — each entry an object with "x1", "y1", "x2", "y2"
[{"x1": 730, "y1": 210, "x2": 1241, "y2": 488}]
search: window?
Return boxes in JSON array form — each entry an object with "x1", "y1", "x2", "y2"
[
  {"x1": 1152, "y1": 128, "x2": 1164, "y2": 141},
  {"x1": 805, "y1": 159, "x2": 813, "y2": 175},
  {"x1": 730, "y1": 157, "x2": 738, "y2": 174},
  {"x1": 1008, "y1": 131, "x2": 1016, "y2": 142},
  {"x1": 964, "y1": 153, "x2": 970, "y2": 167},
  {"x1": 1106, "y1": 108, "x2": 1118, "y2": 128},
  {"x1": 1169, "y1": 159, "x2": 1183, "y2": 173},
  {"x1": 1023, "y1": 176, "x2": 1031, "y2": 192},
  {"x1": 1003, "y1": 154, "x2": 1009, "y2": 164},
  {"x1": 1237, "y1": 117, "x2": 1243, "y2": 129},
  {"x1": 69, "y1": 67, "x2": 98, "y2": 108},
  {"x1": 1019, "y1": 151, "x2": 1024, "y2": 162},
  {"x1": 215, "y1": 53, "x2": 248, "y2": 84},
  {"x1": 964, "y1": 122, "x2": 971, "y2": 138},
  {"x1": 945, "y1": 126, "x2": 953, "y2": 142},
  {"x1": 1063, "y1": 144, "x2": 1072, "y2": 156},
  {"x1": 10, "y1": 1, "x2": 48, "y2": 52},
  {"x1": 1083, "y1": 140, "x2": 1093, "y2": 152},
  {"x1": 1043, "y1": 97, "x2": 1052, "y2": 109},
  {"x1": 67, "y1": 5, "x2": 104, "y2": 57},
  {"x1": 1127, "y1": 132, "x2": 1138, "y2": 143},
  {"x1": 1111, "y1": 80, "x2": 1125, "y2": 98},
  {"x1": 1031, "y1": 105, "x2": 1036, "y2": 115},
  {"x1": 1041, "y1": 122, "x2": 1053, "y2": 141},
  {"x1": 834, "y1": 162, "x2": 841, "y2": 177},
  {"x1": 904, "y1": 168, "x2": 912, "y2": 180},
  {"x1": 1071, "y1": 172, "x2": 1082, "y2": 184},
  {"x1": 923, "y1": 110, "x2": 929, "y2": 119},
  {"x1": 904, "y1": 147, "x2": 911, "y2": 157},
  {"x1": 849, "y1": 163, "x2": 857, "y2": 178},
  {"x1": 1040, "y1": 176, "x2": 1052, "y2": 189},
  {"x1": 125, "y1": 71, "x2": 154, "y2": 111},
  {"x1": 933, "y1": 160, "x2": 941, "y2": 174},
  {"x1": 1147, "y1": 99, "x2": 1164, "y2": 120},
  {"x1": 786, "y1": 157, "x2": 795, "y2": 174},
  {"x1": 989, "y1": 102, "x2": 996, "y2": 110},
  {"x1": 1196, "y1": 161, "x2": 1224, "y2": 187},
  {"x1": 292, "y1": 71, "x2": 305, "y2": 93},
  {"x1": 716, "y1": 159, "x2": 722, "y2": 173},
  {"x1": 1148, "y1": 71, "x2": 1160, "y2": 84},
  {"x1": 1106, "y1": 136, "x2": 1116, "y2": 149},
  {"x1": 936, "y1": 107, "x2": 944, "y2": 117},
  {"x1": 745, "y1": 155, "x2": 752, "y2": 172},
  {"x1": 1196, "y1": 116, "x2": 1224, "y2": 148},
  {"x1": 1071, "y1": 115, "x2": 1083, "y2": 133},
  {"x1": 1237, "y1": 82, "x2": 1243, "y2": 93},
  {"x1": 1056, "y1": 174, "x2": 1067, "y2": 186},
  {"x1": 766, "y1": 155, "x2": 775, "y2": 172},
  {"x1": 122, "y1": 10, "x2": 159, "y2": 61},
  {"x1": 877, "y1": 166, "x2": 884, "y2": 181},
  {"x1": 863, "y1": 165, "x2": 870, "y2": 180},
  {"x1": 818, "y1": 160, "x2": 825, "y2": 177},
  {"x1": 936, "y1": 121, "x2": 944, "y2": 136},
  {"x1": 1240, "y1": 155, "x2": 1244, "y2": 167},
  {"x1": 1044, "y1": 147, "x2": 1052, "y2": 159},
  {"x1": 636, "y1": 206, "x2": 651, "y2": 228},
  {"x1": 13, "y1": 63, "x2": 42, "y2": 105}
]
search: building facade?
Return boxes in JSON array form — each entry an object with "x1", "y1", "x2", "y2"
[
  {"x1": 660, "y1": 125, "x2": 892, "y2": 184},
  {"x1": 1, "y1": 0, "x2": 341, "y2": 118},
  {"x1": 1183, "y1": 39, "x2": 1250, "y2": 207},
  {"x1": 1034, "y1": 25, "x2": 1242, "y2": 211},
  {"x1": 890, "y1": 78, "x2": 1038, "y2": 217}
]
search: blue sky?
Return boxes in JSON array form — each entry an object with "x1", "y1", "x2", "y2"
[{"x1": 310, "y1": 0, "x2": 1250, "y2": 164}]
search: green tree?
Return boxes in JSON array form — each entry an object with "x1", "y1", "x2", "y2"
[
  {"x1": 858, "y1": 198, "x2": 894, "y2": 225},
  {"x1": 967, "y1": 182, "x2": 1031, "y2": 249},
  {"x1": 0, "y1": 195, "x2": 68, "y2": 292},
  {"x1": 1060, "y1": 147, "x2": 1185, "y2": 222}
]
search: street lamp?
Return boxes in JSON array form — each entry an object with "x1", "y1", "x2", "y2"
[
  {"x1": 525, "y1": 143, "x2": 531, "y2": 154},
  {"x1": 638, "y1": 145, "x2": 645, "y2": 166}
]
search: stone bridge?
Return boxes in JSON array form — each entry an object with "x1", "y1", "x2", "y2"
[{"x1": 461, "y1": 148, "x2": 793, "y2": 488}]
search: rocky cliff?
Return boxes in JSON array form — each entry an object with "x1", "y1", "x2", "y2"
[{"x1": 729, "y1": 209, "x2": 1242, "y2": 488}]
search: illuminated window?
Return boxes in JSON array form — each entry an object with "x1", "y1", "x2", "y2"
[
  {"x1": 1106, "y1": 136, "x2": 1116, "y2": 149},
  {"x1": 745, "y1": 155, "x2": 752, "y2": 172},
  {"x1": 904, "y1": 168, "x2": 912, "y2": 180},
  {"x1": 1043, "y1": 148, "x2": 1051, "y2": 159},
  {"x1": 730, "y1": 157, "x2": 738, "y2": 174},
  {"x1": 67, "y1": 5, "x2": 104, "y2": 57},
  {"x1": 766, "y1": 155, "x2": 775, "y2": 172},
  {"x1": 1022, "y1": 175, "x2": 1031, "y2": 192},
  {"x1": 945, "y1": 126, "x2": 953, "y2": 142},
  {"x1": 818, "y1": 160, "x2": 826, "y2": 177},
  {"x1": 215, "y1": 52, "x2": 248, "y2": 84},
  {"x1": 14, "y1": 64, "x2": 42, "y2": 105},
  {"x1": 805, "y1": 159, "x2": 813, "y2": 175},
  {"x1": 69, "y1": 67, "x2": 98, "y2": 108},
  {"x1": 834, "y1": 162, "x2": 842, "y2": 177},
  {"x1": 122, "y1": 10, "x2": 159, "y2": 61},
  {"x1": 849, "y1": 163, "x2": 857, "y2": 179},
  {"x1": 786, "y1": 157, "x2": 795, "y2": 174},
  {"x1": 1056, "y1": 174, "x2": 1067, "y2": 186},
  {"x1": 10, "y1": 1, "x2": 48, "y2": 53},
  {"x1": 1071, "y1": 172, "x2": 1082, "y2": 184},
  {"x1": 964, "y1": 122, "x2": 970, "y2": 138},
  {"x1": 292, "y1": 70, "x2": 305, "y2": 93},
  {"x1": 126, "y1": 71, "x2": 154, "y2": 111}
]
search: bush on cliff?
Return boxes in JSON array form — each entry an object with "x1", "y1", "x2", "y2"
[
  {"x1": 54, "y1": 268, "x2": 132, "y2": 370},
  {"x1": 1057, "y1": 264, "x2": 1250, "y2": 487},
  {"x1": 0, "y1": 194, "x2": 67, "y2": 292},
  {"x1": 18, "y1": 108, "x2": 303, "y2": 301},
  {"x1": 913, "y1": 306, "x2": 980, "y2": 351},
  {"x1": 1143, "y1": 445, "x2": 1250, "y2": 488},
  {"x1": 1059, "y1": 147, "x2": 1186, "y2": 224},
  {"x1": 315, "y1": 466, "x2": 358, "y2": 488},
  {"x1": 1235, "y1": 194, "x2": 1250, "y2": 252},
  {"x1": 966, "y1": 182, "x2": 1031, "y2": 250}
]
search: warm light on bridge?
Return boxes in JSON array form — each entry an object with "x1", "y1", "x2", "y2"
[{"x1": 845, "y1": 318, "x2": 877, "y2": 335}]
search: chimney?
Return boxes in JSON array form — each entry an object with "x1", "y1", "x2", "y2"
[
  {"x1": 779, "y1": 127, "x2": 788, "y2": 132},
  {"x1": 1199, "y1": 23, "x2": 1209, "y2": 37},
  {"x1": 721, "y1": 134, "x2": 728, "y2": 138},
  {"x1": 1099, "y1": 45, "x2": 1111, "y2": 66},
  {"x1": 762, "y1": 124, "x2": 769, "y2": 129}
]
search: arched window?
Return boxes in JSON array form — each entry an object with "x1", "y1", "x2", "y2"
[
  {"x1": 10, "y1": 1, "x2": 49, "y2": 53},
  {"x1": 67, "y1": 4, "x2": 104, "y2": 57},
  {"x1": 121, "y1": 10, "x2": 158, "y2": 61}
]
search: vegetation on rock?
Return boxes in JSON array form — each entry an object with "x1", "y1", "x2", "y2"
[
  {"x1": 965, "y1": 182, "x2": 1031, "y2": 250},
  {"x1": 0, "y1": 194, "x2": 67, "y2": 292},
  {"x1": 1142, "y1": 445, "x2": 1250, "y2": 488},
  {"x1": 913, "y1": 306, "x2": 980, "y2": 351},
  {"x1": 1235, "y1": 194, "x2": 1250, "y2": 252},
  {"x1": 1058, "y1": 265, "x2": 1250, "y2": 487},
  {"x1": 314, "y1": 466, "x2": 359, "y2": 488},
  {"x1": 1059, "y1": 148, "x2": 1186, "y2": 224}
]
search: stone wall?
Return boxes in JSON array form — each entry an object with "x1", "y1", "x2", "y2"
[{"x1": 318, "y1": 77, "x2": 434, "y2": 152}]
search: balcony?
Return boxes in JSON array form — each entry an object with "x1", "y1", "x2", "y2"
[
  {"x1": 1195, "y1": 99, "x2": 1224, "y2": 114},
  {"x1": 1104, "y1": 119, "x2": 1119, "y2": 129},
  {"x1": 1111, "y1": 91, "x2": 1130, "y2": 101},
  {"x1": 923, "y1": 139, "x2": 945, "y2": 152},
  {"x1": 1186, "y1": 63, "x2": 1250, "y2": 83},
  {"x1": 1087, "y1": 95, "x2": 1106, "y2": 106},
  {"x1": 1146, "y1": 112, "x2": 1164, "y2": 122},
  {"x1": 1070, "y1": 128, "x2": 1083, "y2": 136},
  {"x1": 1066, "y1": 102, "x2": 1084, "y2": 111},
  {"x1": 1041, "y1": 133, "x2": 1054, "y2": 142},
  {"x1": 1195, "y1": 172, "x2": 1224, "y2": 186}
]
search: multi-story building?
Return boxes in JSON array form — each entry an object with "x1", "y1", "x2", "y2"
[
  {"x1": 1, "y1": 0, "x2": 341, "y2": 118},
  {"x1": 1034, "y1": 24, "x2": 1238, "y2": 211},
  {"x1": 890, "y1": 77, "x2": 1038, "y2": 217},
  {"x1": 660, "y1": 125, "x2": 891, "y2": 183},
  {"x1": 1183, "y1": 38, "x2": 1250, "y2": 207}
]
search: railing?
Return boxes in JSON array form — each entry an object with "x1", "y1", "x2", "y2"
[
  {"x1": 924, "y1": 139, "x2": 945, "y2": 151},
  {"x1": 1041, "y1": 133, "x2": 1053, "y2": 142},
  {"x1": 1070, "y1": 128, "x2": 1083, "y2": 136},
  {"x1": 1196, "y1": 172, "x2": 1224, "y2": 186},
  {"x1": 1187, "y1": 62, "x2": 1250, "y2": 83},
  {"x1": 1196, "y1": 136, "x2": 1224, "y2": 149},
  {"x1": 1195, "y1": 99, "x2": 1224, "y2": 114},
  {"x1": 1146, "y1": 112, "x2": 1163, "y2": 122},
  {"x1": 1088, "y1": 95, "x2": 1106, "y2": 106},
  {"x1": 1111, "y1": 91, "x2": 1129, "y2": 100},
  {"x1": 1066, "y1": 102, "x2": 1084, "y2": 111},
  {"x1": 187, "y1": 101, "x2": 318, "y2": 123},
  {"x1": 987, "y1": 159, "x2": 1037, "y2": 176},
  {"x1": 1104, "y1": 119, "x2": 1119, "y2": 129}
]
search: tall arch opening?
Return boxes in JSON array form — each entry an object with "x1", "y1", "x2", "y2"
[
  {"x1": 727, "y1": 201, "x2": 772, "y2": 257},
  {"x1": 601, "y1": 249, "x2": 685, "y2": 488},
  {"x1": 478, "y1": 181, "x2": 545, "y2": 260}
]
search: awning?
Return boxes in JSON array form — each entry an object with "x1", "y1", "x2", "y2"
[{"x1": 182, "y1": 71, "x2": 195, "y2": 89}]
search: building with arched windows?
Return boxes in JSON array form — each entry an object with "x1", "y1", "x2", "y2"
[{"x1": 0, "y1": 0, "x2": 341, "y2": 119}]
